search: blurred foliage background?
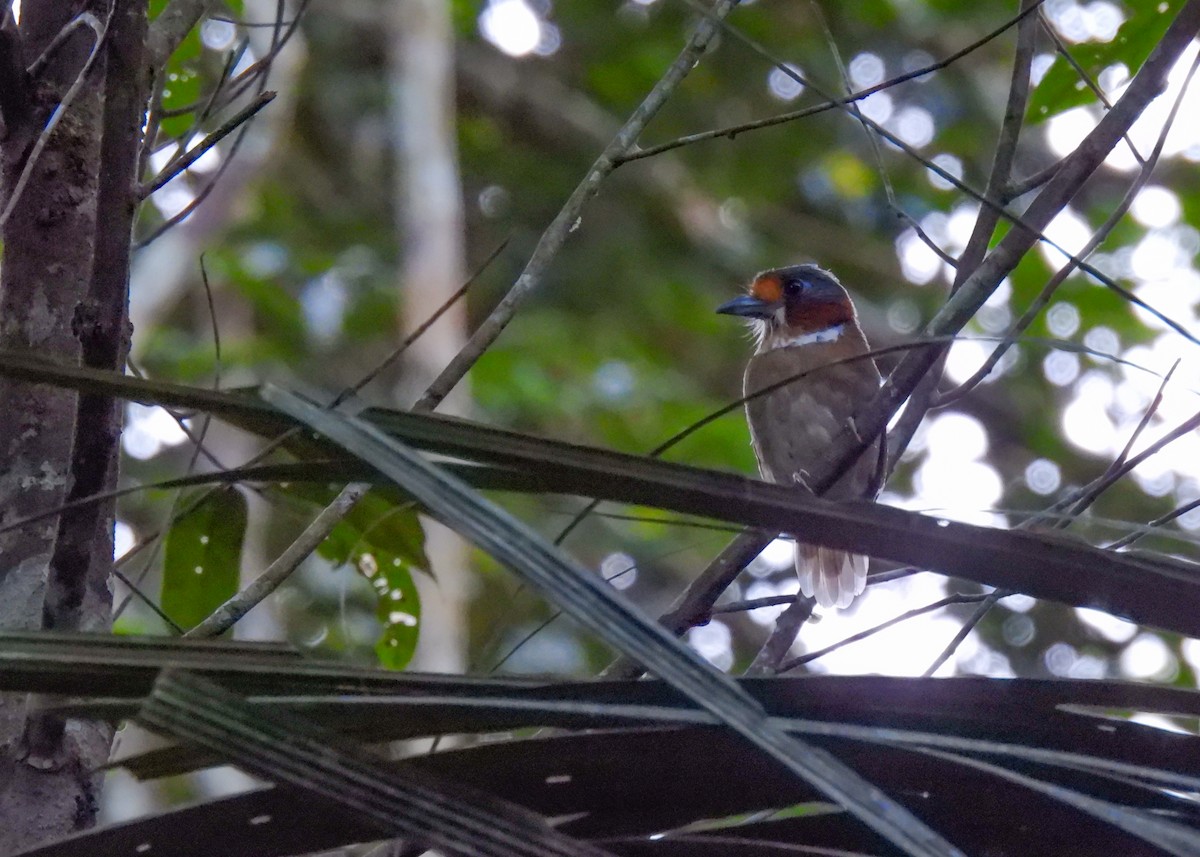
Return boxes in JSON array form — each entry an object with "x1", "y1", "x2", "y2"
[{"x1": 114, "y1": 0, "x2": 1200, "y2": 749}]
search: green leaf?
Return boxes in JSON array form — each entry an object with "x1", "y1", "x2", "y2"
[
  {"x1": 1027, "y1": 0, "x2": 1185, "y2": 123},
  {"x1": 163, "y1": 488, "x2": 247, "y2": 630}
]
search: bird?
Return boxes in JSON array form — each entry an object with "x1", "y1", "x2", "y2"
[{"x1": 717, "y1": 263, "x2": 882, "y2": 609}]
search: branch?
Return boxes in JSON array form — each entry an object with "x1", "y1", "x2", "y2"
[
  {"x1": 603, "y1": 529, "x2": 774, "y2": 680},
  {"x1": 145, "y1": 0, "x2": 220, "y2": 70},
  {"x1": 186, "y1": 484, "x2": 368, "y2": 638},
  {"x1": 887, "y1": 0, "x2": 1040, "y2": 468},
  {"x1": 137, "y1": 90, "x2": 276, "y2": 199},
  {"x1": 619, "y1": 1, "x2": 1044, "y2": 164},
  {"x1": 936, "y1": 48, "x2": 1200, "y2": 408},
  {"x1": 780, "y1": 593, "x2": 991, "y2": 674},
  {"x1": 746, "y1": 594, "x2": 814, "y2": 676},
  {"x1": 807, "y1": 0, "x2": 1200, "y2": 500},
  {"x1": 413, "y1": 0, "x2": 740, "y2": 412}
]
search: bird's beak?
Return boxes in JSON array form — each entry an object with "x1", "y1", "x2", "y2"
[{"x1": 716, "y1": 294, "x2": 776, "y2": 319}]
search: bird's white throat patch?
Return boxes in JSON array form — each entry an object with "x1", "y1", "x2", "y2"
[{"x1": 768, "y1": 323, "x2": 845, "y2": 351}]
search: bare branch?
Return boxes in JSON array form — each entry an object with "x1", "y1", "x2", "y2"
[
  {"x1": 414, "y1": 0, "x2": 740, "y2": 412},
  {"x1": 1038, "y1": 8, "x2": 1146, "y2": 165},
  {"x1": 186, "y1": 483, "x2": 368, "y2": 638},
  {"x1": 806, "y1": 0, "x2": 1200, "y2": 501},
  {"x1": 746, "y1": 594, "x2": 814, "y2": 676},
  {"x1": 137, "y1": 90, "x2": 275, "y2": 199},
  {"x1": 781, "y1": 593, "x2": 991, "y2": 674},
  {"x1": 145, "y1": 0, "x2": 220, "y2": 70},
  {"x1": 936, "y1": 49, "x2": 1200, "y2": 408},
  {"x1": 887, "y1": 0, "x2": 1040, "y2": 471},
  {"x1": 619, "y1": 1, "x2": 1044, "y2": 164}
]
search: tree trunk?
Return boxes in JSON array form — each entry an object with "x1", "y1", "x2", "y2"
[
  {"x1": 389, "y1": 0, "x2": 472, "y2": 676},
  {"x1": 0, "y1": 0, "x2": 149, "y2": 848}
]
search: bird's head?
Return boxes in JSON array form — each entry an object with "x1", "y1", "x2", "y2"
[{"x1": 716, "y1": 264, "x2": 856, "y2": 349}]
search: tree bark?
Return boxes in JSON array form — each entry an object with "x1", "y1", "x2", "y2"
[
  {"x1": 0, "y1": 0, "x2": 149, "y2": 848},
  {"x1": 389, "y1": 0, "x2": 471, "y2": 676}
]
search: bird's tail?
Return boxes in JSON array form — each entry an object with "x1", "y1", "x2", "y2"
[{"x1": 795, "y1": 543, "x2": 867, "y2": 609}]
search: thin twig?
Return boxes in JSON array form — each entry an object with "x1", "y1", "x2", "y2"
[
  {"x1": 886, "y1": 0, "x2": 1040, "y2": 471},
  {"x1": 1003, "y1": 158, "x2": 1064, "y2": 201},
  {"x1": 804, "y1": 0, "x2": 1200, "y2": 506},
  {"x1": 936, "y1": 51, "x2": 1200, "y2": 408},
  {"x1": 138, "y1": 90, "x2": 276, "y2": 199},
  {"x1": 177, "y1": 245, "x2": 506, "y2": 637},
  {"x1": 331, "y1": 239, "x2": 509, "y2": 409},
  {"x1": 922, "y1": 592, "x2": 1003, "y2": 676},
  {"x1": 185, "y1": 483, "x2": 367, "y2": 637},
  {"x1": 1067, "y1": 360, "x2": 1179, "y2": 517},
  {"x1": 1107, "y1": 497, "x2": 1200, "y2": 551},
  {"x1": 113, "y1": 259, "x2": 226, "y2": 624},
  {"x1": 712, "y1": 594, "x2": 801, "y2": 615},
  {"x1": 413, "y1": 0, "x2": 740, "y2": 413},
  {"x1": 694, "y1": 1, "x2": 1200, "y2": 347},
  {"x1": 746, "y1": 594, "x2": 814, "y2": 676},
  {"x1": 781, "y1": 593, "x2": 991, "y2": 674},
  {"x1": 923, "y1": 395, "x2": 1200, "y2": 672},
  {"x1": 619, "y1": 1, "x2": 1045, "y2": 164},
  {"x1": 1037, "y1": 9, "x2": 1145, "y2": 165}
]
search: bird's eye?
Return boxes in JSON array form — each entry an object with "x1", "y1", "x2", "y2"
[{"x1": 783, "y1": 279, "x2": 804, "y2": 297}]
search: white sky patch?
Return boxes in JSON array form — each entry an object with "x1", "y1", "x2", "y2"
[
  {"x1": 767, "y1": 64, "x2": 805, "y2": 102},
  {"x1": 1061, "y1": 369, "x2": 1117, "y2": 456},
  {"x1": 200, "y1": 18, "x2": 237, "y2": 51},
  {"x1": 185, "y1": 133, "x2": 222, "y2": 174},
  {"x1": 895, "y1": 228, "x2": 941, "y2": 284},
  {"x1": 1131, "y1": 186, "x2": 1182, "y2": 228},
  {"x1": 114, "y1": 520, "x2": 136, "y2": 560},
  {"x1": 1119, "y1": 632, "x2": 1177, "y2": 680},
  {"x1": 849, "y1": 52, "x2": 885, "y2": 89},
  {"x1": 858, "y1": 91, "x2": 893, "y2": 125},
  {"x1": 479, "y1": 0, "x2": 543, "y2": 58},
  {"x1": 890, "y1": 106, "x2": 935, "y2": 149},
  {"x1": 301, "y1": 271, "x2": 349, "y2": 344},
  {"x1": 946, "y1": 202, "x2": 980, "y2": 253},
  {"x1": 1043, "y1": 0, "x2": 1126, "y2": 44},
  {"x1": 1083, "y1": 325, "x2": 1120, "y2": 357},
  {"x1": 150, "y1": 183, "x2": 196, "y2": 220},
  {"x1": 757, "y1": 536, "x2": 795, "y2": 571},
  {"x1": 928, "y1": 153, "x2": 963, "y2": 191},
  {"x1": 1031, "y1": 53, "x2": 1055, "y2": 87},
  {"x1": 1046, "y1": 302, "x2": 1081, "y2": 337},
  {"x1": 1130, "y1": 231, "x2": 1189, "y2": 283},
  {"x1": 912, "y1": 412, "x2": 1002, "y2": 527},
  {"x1": 744, "y1": 577, "x2": 798, "y2": 626},
  {"x1": 795, "y1": 573, "x2": 962, "y2": 677},
  {"x1": 1043, "y1": 350, "x2": 1081, "y2": 386},
  {"x1": 914, "y1": 458, "x2": 1004, "y2": 527},
  {"x1": 687, "y1": 620, "x2": 733, "y2": 670},
  {"x1": 122, "y1": 404, "x2": 190, "y2": 460},
  {"x1": 1025, "y1": 458, "x2": 1062, "y2": 495},
  {"x1": 1045, "y1": 106, "x2": 1098, "y2": 158},
  {"x1": 944, "y1": 338, "x2": 995, "y2": 386},
  {"x1": 600, "y1": 552, "x2": 637, "y2": 590},
  {"x1": 1039, "y1": 206, "x2": 1092, "y2": 267},
  {"x1": 1094, "y1": 40, "x2": 1200, "y2": 171},
  {"x1": 1183, "y1": 637, "x2": 1200, "y2": 672},
  {"x1": 1075, "y1": 607, "x2": 1138, "y2": 642},
  {"x1": 924, "y1": 411, "x2": 989, "y2": 460}
]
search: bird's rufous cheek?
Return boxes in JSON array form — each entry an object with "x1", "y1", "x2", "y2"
[{"x1": 750, "y1": 273, "x2": 783, "y2": 304}]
